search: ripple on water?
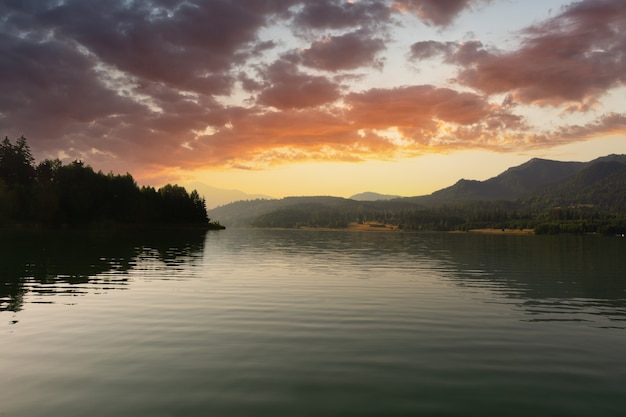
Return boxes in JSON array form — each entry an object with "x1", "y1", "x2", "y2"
[{"x1": 2, "y1": 230, "x2": 626, "y2": 416}]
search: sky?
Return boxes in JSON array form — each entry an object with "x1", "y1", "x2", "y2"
[{"x1": 1, "y1": 0, "x2": 626, "y2": 199}]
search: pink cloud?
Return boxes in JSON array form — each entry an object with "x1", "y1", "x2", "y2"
[{"x1": 447, "y1": 0, "x2": 626, "y2": 107}]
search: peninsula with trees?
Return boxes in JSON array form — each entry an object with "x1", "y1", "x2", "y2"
[{"x1": 0, "y1": 136, "x2": 223, "y2": 229}]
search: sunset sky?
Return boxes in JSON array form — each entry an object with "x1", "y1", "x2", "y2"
[{"x1": 1, "y1": 0, "x2": 625, "y2": 198}]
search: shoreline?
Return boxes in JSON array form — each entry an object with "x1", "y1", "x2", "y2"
[
  {"x1": 295, "y1": 224, "x2": 536, "y2": 234},
  {"x1": 280, "y1": 222, "x2": 400, "y2": 232},
  {"x1": 459, "y1": 228, "x2": 535, "y2": 235},
  {"x1": 345, "y1": 222, "x2": 400, "y2": 231}
]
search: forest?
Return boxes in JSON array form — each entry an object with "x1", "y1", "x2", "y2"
[
  {"x1": 243, "y1": 199, "x2": 626, "y2": 235},
  {"x1": 0, "y1": 136, "x2": 223, "y2": 229}
]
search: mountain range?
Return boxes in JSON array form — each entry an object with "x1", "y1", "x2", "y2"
[
  {"x1": 207, "y1": 154, "x2": 626, "y2": 231},
  {"x1": 404, "y1": 154, "x2": 626, "y2": 206}
]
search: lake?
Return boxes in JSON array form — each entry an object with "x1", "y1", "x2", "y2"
[{"x1": 1, "y1": 228, "x2": 626, "y2": 416}]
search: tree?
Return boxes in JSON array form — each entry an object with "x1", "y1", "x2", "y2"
[
  {"x1": 36, "y1": 158, "x2": 63, "y2": 183},
  {"x1": 0, "y1": 135, "x2": 36, "y2": 186},
  {"x1": 0, "y1": 135, "x2": 216, "y2": 227}
]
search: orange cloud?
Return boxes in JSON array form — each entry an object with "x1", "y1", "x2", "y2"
[
  {"x1": 151, "y1": 85, "x2": 527, "y2": 173},
  {"x1": 345, "y1": 85, "x2": 491, "y2": 130}
]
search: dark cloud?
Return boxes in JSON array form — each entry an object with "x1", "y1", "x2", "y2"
[
  {"x1": 293, "y1": 0, "x2": 391, "y2": 30},
  {"x1": 256, "y1": 60, "x2": 342, "y2": 109},
  {"x1": 409, "y1": 40, "x2": 456, "y2": 60},
  {"x1": 301, "y1": 30, "x2": 386, "y2": 71},
  {"x1": 0, "y1": 30, "x2": 143, "y2": 150},
  {"x1": 36, "y1": 1, "x2": 263, "y2": 93},
  {"x1": 0, "y1": 0, "x2": 298, "y2": 171}
]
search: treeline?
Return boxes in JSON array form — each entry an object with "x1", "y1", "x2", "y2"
[
  {"x1": 0, "y1": 136, "x2": 222, "y2": 228},
  {"x1": 247, "y1": 199, "x2": 626, "y2": 235}
]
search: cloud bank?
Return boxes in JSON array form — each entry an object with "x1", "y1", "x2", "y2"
[{"x1": 0, "y1": 0, "x2": 625, "y2": 182}]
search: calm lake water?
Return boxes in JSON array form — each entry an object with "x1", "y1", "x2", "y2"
[{"x1": 2, "y1": 228, "x2": 626, "y2": 416}]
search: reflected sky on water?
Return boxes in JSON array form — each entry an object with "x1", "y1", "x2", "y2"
[{"x1": 2, "y1": 229, "x2": 625, "y2": 416}]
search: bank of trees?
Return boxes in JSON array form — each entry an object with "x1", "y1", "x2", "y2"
[
  {"x1": 242, "y1": 198, "x2": 626, "y2": 235},
  {"x1": 0, "y1": 136, "x2": 218, "y2": 227}
]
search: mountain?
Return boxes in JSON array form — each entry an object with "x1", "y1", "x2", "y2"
[
  {"x1": 350, "y1": 192, "x2": 402, "y2": 201},
  {"x1": 525, "y1": 157, "x2": 626, "y2": 210},
  {"x1": 405, "y1": 158, "x2": 585, "y2": 206},
  {"x1": 207, "y1": 154, "x2": 626, "y2": 231},
  {"x1": 208, "y1": 196, "x2": 359, "y2": 227},
  {"x1": 183, "y1": 182, "x2": 273, "y2": 209}
]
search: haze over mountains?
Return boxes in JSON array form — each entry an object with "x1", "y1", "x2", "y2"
[
  {"x1": 184, "y1": 182, "x2": 272, "y2": 209},
  {"x1": 207, "y1": 154, "x2": 626, "y2": 230}
]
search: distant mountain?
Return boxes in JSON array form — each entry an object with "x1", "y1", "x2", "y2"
[
  {"x1": 350, "y1": 192, "x2": 402, "y2": 201},
  {"x1": 208, "y1": 196, "x2": 373, "y2": 227},
  {"x1": 207, "y1": 154, "x2": 626, "y2": 231},
  {"x1": 184, "y1": 182, "x2": 273, "y2": 209}
]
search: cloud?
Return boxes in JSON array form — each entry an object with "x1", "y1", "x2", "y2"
[
  {"x1": 392, "y1": 0, "x2": 484, "y2": 26},
  {"x1": 293, "y1": 0, "x2": 391, "y2": 30},
  {"x1": 409, "y1": 40, "x2": 457, "y2": 60},
  {"x1": 177, "y1": 108, "x2": 376, "y2": 169},
  {"x1": 345, "y1": 85, "x2": 491, "y2": 130},
  {"x1": 301, "y1": 30, "x2": 386, "y2": 71},
  {"x1": 37, "y1": 1, "x2": 263, "y2": 93},
  {"x1": 0, "y1": 30, "x2": 144, "y2": 150},
  {"x1": 172, "y1": 85, "x2": 528, "y2": 171},
  {"x1": 0, "y1": 0, "x2": 297, "y2": 169},
  {"x1": 421, "y1": 0, "x2": 626, "y2": 108},
  {"x1": 256, "y1": 60, "x2": 342, "y2": 109},
  {"x1": 553, "y1": 112, "x2": 626, "y2": 144},
  {"x1": 0, "y1": 0, "x2": 625, "y2": 184}
]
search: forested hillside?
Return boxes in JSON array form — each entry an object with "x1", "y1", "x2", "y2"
[
  {"x1": 0, "y1": 136, "x2": 222, "y2": 228},
  {"x1": 208, "y1": 154, "x2": 626, "y2": 235}
]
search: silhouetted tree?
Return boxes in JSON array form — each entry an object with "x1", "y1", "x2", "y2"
[
  {"x1": 36, "y1": 158, "x2": 62, "y2": 184},
  {"x1": 0, "y1": 136, "x2": 217, "y2": 227},
  {"x1": 0, "y1": 135, "x2": 35, "y2": 186}
]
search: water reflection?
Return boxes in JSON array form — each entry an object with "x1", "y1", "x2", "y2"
[
  {"x1": 431, "y1": 233, "x2": 626, "y2": 327},
  {"x1": 213, "y1": 229, "x2": 626, "y2": 297},
  {"x1": 206, "y1": 229, "x2": 626, "y2": 327},
  {"x1": 438, "y1": 234, "x2": 625, "y2": 297},
  {"x1": 3, "y1": 228, "x2": 625, "y2": 326},
  {"x1": 0, "y1": 229, "x2": 207, "y2": 312},
  {"x1": 3, "y1": 229, "x2": 626, "y2": 416}
]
